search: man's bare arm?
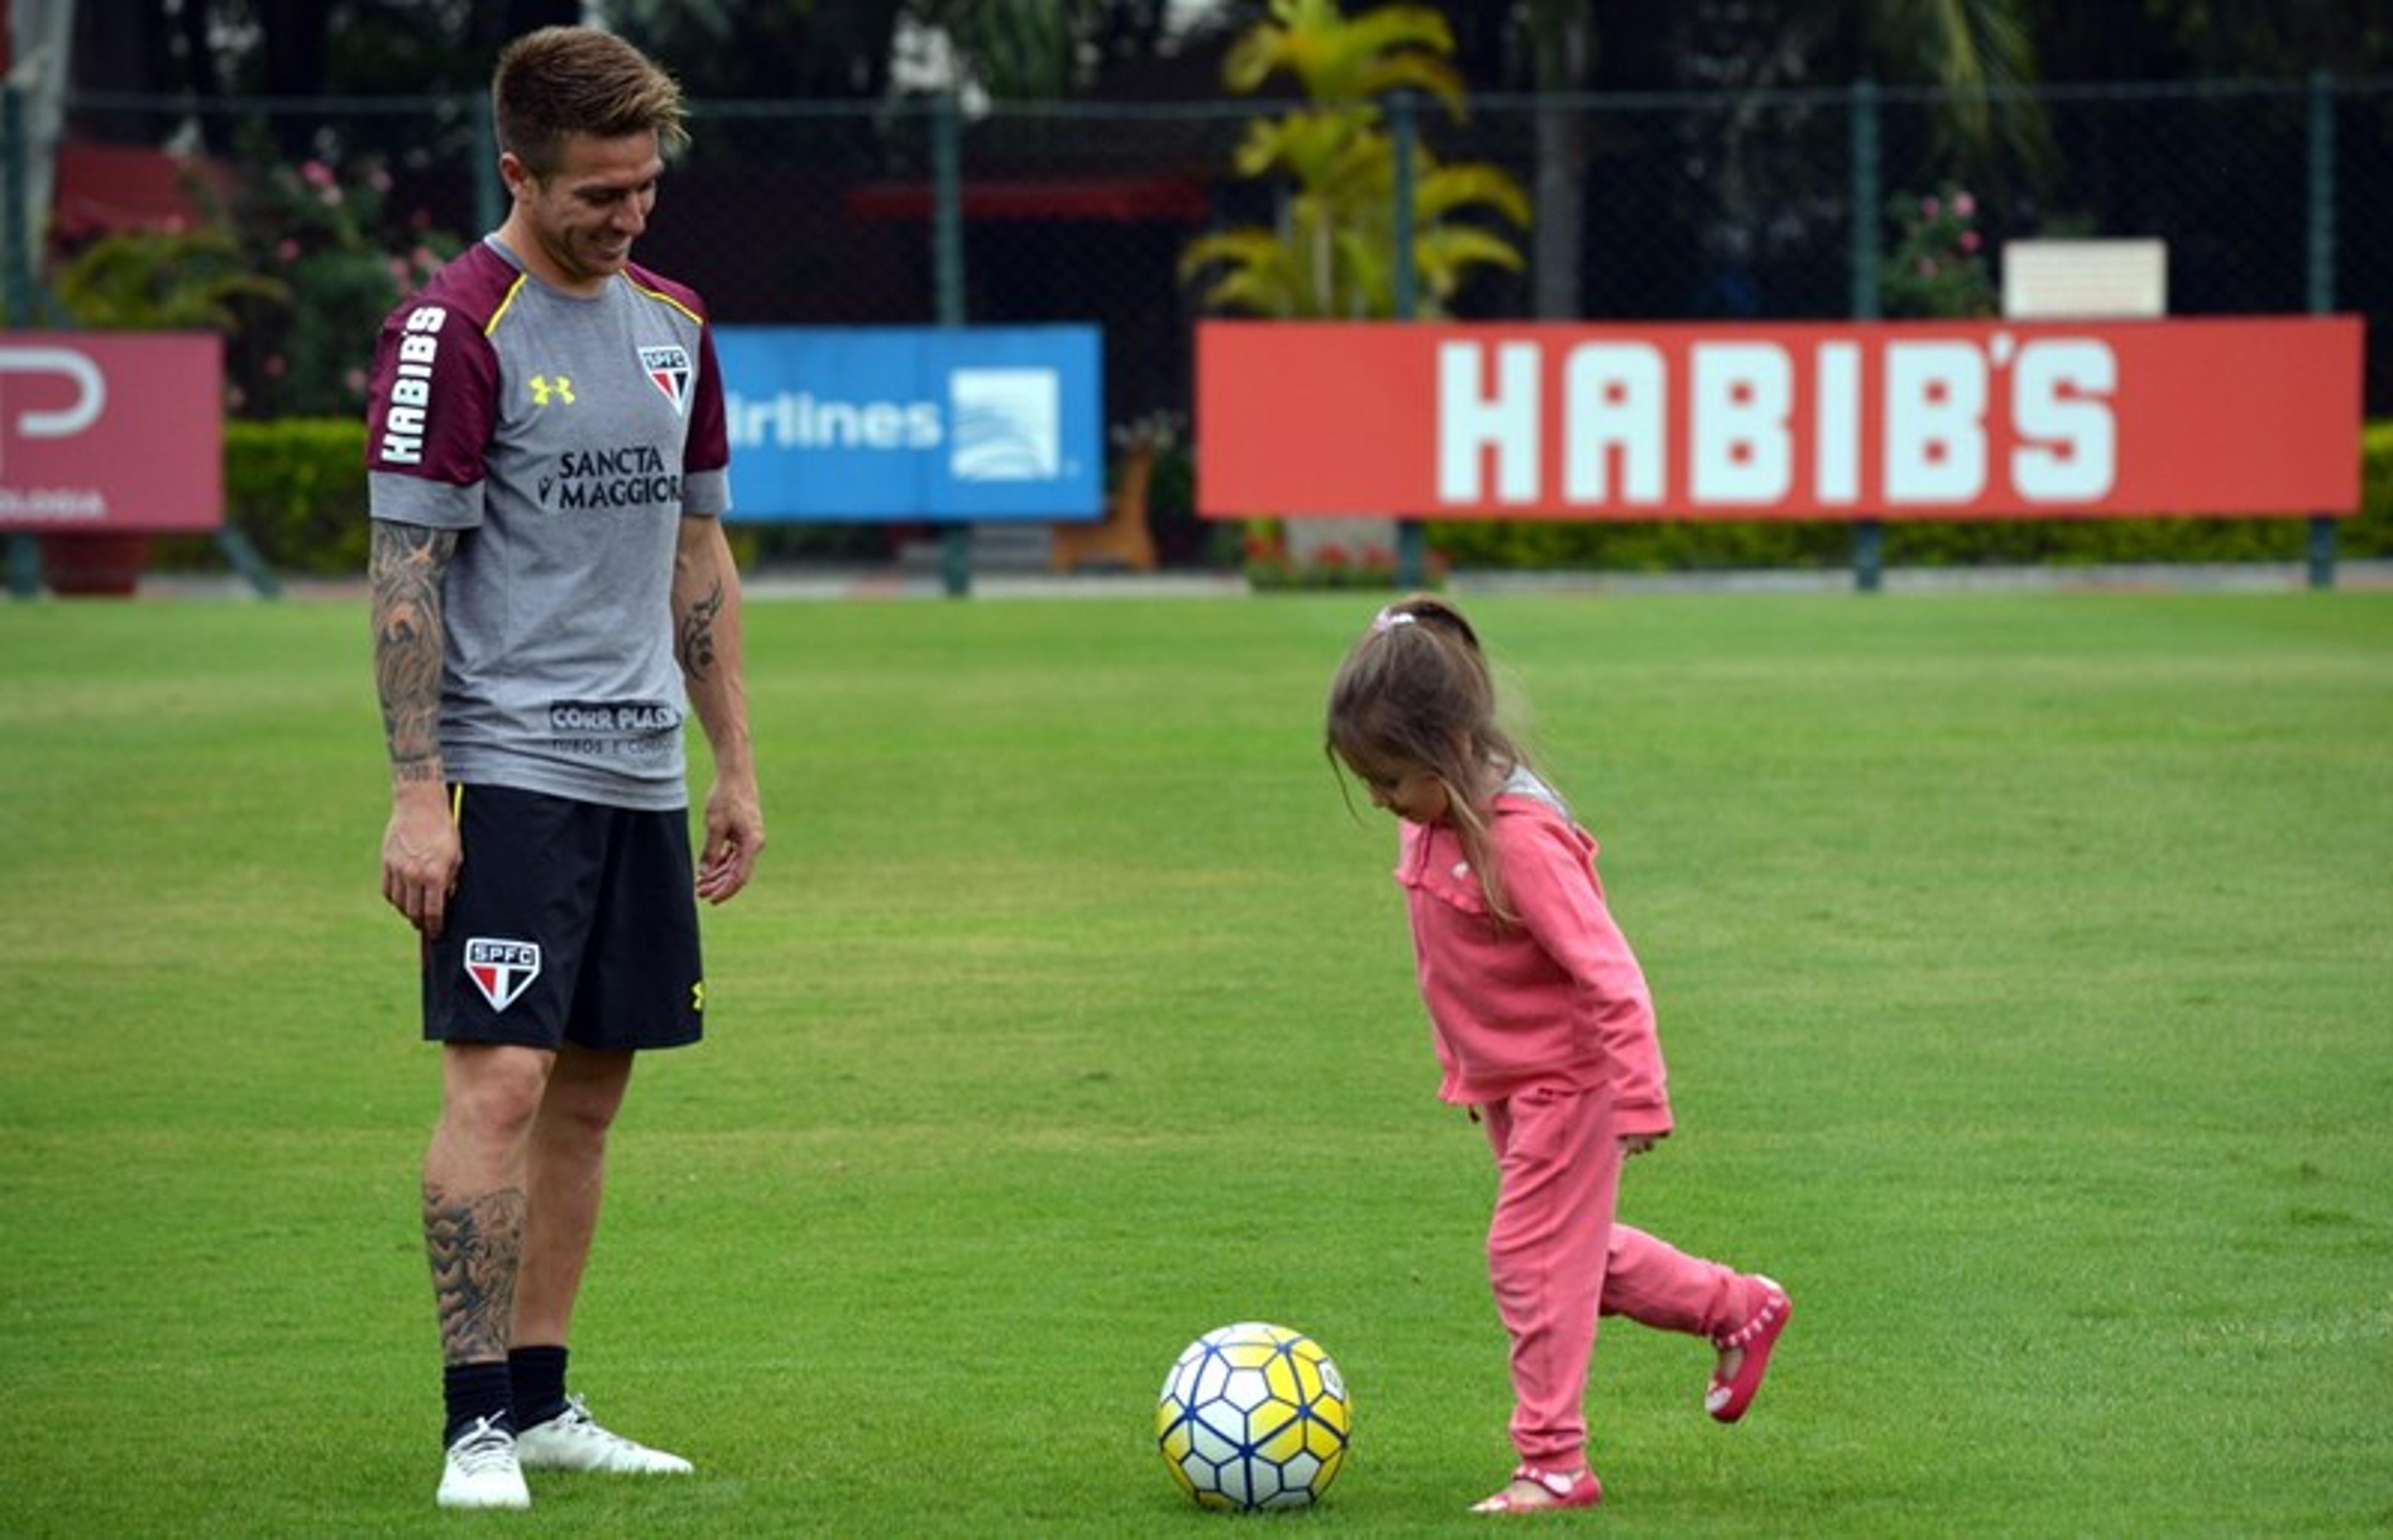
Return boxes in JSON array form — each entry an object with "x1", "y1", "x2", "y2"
[
  {"x1": 674, "y1": 517, "x2": 763, "y2": 903},
  {"x1": 371, "y1": 520, "x2": 457, "y2": 786},
  {"x1": 371, "y1": 520, "x2": 464, "y2": 934}
]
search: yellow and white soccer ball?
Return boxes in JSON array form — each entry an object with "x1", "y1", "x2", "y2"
[{"x1": 1155, "y1": 1321, "x2": 1351, "y2": 1511}]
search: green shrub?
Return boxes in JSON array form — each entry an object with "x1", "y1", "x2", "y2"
[
  {"x1": 159, "y1": 419, "x2": 2392, "y2": 580},
  {"x1": 153, "y1": 417, "x2": 766, "y2": 578},
  {"x1": 235, "y1": 417, "x2": 371, "y2": 576},
  {"x1": 150, "y1": 418, "x2": 365, "y2": 577},
  {"x1": 2357, "y1": 420, "x2": 2393, "y2": 557}
]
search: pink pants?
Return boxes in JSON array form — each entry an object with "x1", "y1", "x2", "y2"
[{"x1": 1480, "y1": 1084, "x2": 1762, "y2": 1466}]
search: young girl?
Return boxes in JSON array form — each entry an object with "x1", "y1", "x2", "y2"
[{"x1": 1325, "y1": 595, "x2": 1791, "y2": 1515}]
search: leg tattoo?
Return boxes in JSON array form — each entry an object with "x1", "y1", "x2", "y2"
[{"x1": 424, "y1": 1182, "x2": 528, "y2": 1364}]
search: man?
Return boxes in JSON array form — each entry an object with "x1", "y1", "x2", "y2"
[{"x1": 364, "y1": 26, "x2": 763, "y2": 1511}]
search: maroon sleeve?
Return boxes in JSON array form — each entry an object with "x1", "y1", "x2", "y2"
[
  {"x1": 685, "y1": 319, "x2": 730, "y2": 478},
  {"x1": 364, "y1": 291, "x2": 500, "y2": 492}
]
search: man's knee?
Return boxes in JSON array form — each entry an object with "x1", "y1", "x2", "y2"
[
  {"x1": 441, "y1": 1044, "x2": 556, "y2": 1144},
  {"x1": 538, "y1": 1047, "x2": 634, "y2": 1139}
]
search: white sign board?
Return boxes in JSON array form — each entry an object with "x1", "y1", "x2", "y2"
[{"x1": 2002, "y1": 239, "x2": 2168, "y2": 319}]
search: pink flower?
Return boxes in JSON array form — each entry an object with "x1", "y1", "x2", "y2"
[
  {"x1": 344, "y1": 368, "x2": 368, "y2": 394},
  {"x1": 318, "y1": 184, "x2": 343, "y2": 207},
  {"x1": 1959, "y1": 230, "x2": 1982, "y2": 253},
  {"x1": 276, "y1": 237, "x2": 301, "y2": 262},
  {"x1": 411, "y1": 245, "x2": 437, "y2": 270},
  {"x1": 1954, "y1": 191, "x2": 1976, "y2": 217},
  {"x1": 1921, "y1": 196, "x2": 1941, "y2": 220},
  {"x1": 300, "y1": 159, "x2": 337, "y2": 189},
  {"x1": 1917, "y1": 257, "x2": 1939, "y2": 277},
  {"x1": 365, "y1": 165, "x2": 393, "y2": 194}
]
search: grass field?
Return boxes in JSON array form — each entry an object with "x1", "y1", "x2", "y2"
[{"x1": 1, "y1": 587, "x2": 2389, "y2": 1537}]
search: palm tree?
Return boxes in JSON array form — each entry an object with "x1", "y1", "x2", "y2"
[
  {"x1": 1178, "y1": 0, "x2": 1531, "y2": 320},
  {"x1": 1858, "y1": 0, "x2": 2047, "y2": 177}
]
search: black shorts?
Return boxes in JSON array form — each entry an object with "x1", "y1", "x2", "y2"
[{"x1": 422, "y1": 784, "x2": 705, "y2": 1052}]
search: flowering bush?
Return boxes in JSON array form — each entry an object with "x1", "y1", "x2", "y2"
[
  {"x1": 224, "y1": 154, "x2": 460, "y2": 418},
  {"x1": 1242, "y1": 521, "x2": 1436, "y2": 590},
  {"x1": 49, "y1": 148, "x2": 459, "y2": 420},
  {"x1": 1880, "y1": 184, "x2": 1999, "y2": 320}
]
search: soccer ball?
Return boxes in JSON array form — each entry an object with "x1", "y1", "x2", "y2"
[{"x1": 1155, "y1": 1321, "x2": 1351, "y2": 1511}]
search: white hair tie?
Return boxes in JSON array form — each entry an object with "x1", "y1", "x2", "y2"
[{"x1": 1371, "y1": 609, "x2": 1417, "y2": 635}]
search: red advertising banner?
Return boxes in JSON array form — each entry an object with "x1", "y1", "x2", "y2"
[
  {"x1": 0, "y1": 333, "x2": 223, "y2": 533},
  {"x1": 1196, "y1": 317, "x2": 2364, "y2": 520}
]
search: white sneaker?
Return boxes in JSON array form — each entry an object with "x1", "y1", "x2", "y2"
[
  {"x1": 437, "y1": 1415, "x2": 531, "y2": 1509},
  {"x1": 515, "y1": 1394, "x2": 694, "y2": 1475}
]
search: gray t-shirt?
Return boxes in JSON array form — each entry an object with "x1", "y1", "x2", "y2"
[{"x1": 364, "y1": 237, "x2": 732, "y2": 810}]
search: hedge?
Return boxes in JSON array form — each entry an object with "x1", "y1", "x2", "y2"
[
  {"x1": 151, "y1": 417, "x2": 371, "y2": 577},
  {"x1": 153, "y1": 417, "x2": 760, "y2": 576},
  {"x1": 150, "y1": 417, "x2": 2393, "y2": 578}
]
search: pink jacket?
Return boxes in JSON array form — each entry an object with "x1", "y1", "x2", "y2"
[{"x1": 1396, "y1": 787, "x2": 1673, "y2": 1133}]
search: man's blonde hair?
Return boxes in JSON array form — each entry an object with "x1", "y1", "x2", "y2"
[{"x1": 494, "y1": 26, "x2": 688, "y2": 179}]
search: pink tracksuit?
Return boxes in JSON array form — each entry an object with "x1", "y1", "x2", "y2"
[{"x1": 1397, "y1": 779, "x2": 1766, "y2": 1466}]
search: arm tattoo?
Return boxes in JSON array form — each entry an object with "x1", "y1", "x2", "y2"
[
  {"x1": 677, "y1": 577, "x2": 724, "y2": 685},
  {"x1": 423, "y1": 1181, "x2": 527, "y2": 1365},
  {"x1": 370, "y1": 523, "x2": 456, "y2": 783}
]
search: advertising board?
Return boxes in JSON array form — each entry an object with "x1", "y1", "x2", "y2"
[
  {"x1": 0, "y1": 335, "x2": 223, "y2": 533},
  {"x1": 1196, "y1": 318, "x2": 2363, "y2": 520},
  {"x1": 717, "y1": 325, "x2": 1104, "y2": 521}
]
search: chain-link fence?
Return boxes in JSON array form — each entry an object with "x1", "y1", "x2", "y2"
[
  {"x1": 31, "y1": 76, "x2": 2393, "y2": 399},
  {"x1": 677, "y1": 78, "x2": 2393, "y2": 425},
  {"x1": 16, "y1": 75, "x2": 2393, "y2": 539}
]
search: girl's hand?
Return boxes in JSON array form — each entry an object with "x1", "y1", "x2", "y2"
[{"x1": 1620, "y1": 1133, "x2": 1662, "y2": 1156}]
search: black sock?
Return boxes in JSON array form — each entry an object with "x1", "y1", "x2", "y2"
[
  {"x1": 510, "y1": 1344, "x2": 570, "y2": 1430},
  {"x1": 442, "y1": 1361, "x2": 513, "y2": 1447}
]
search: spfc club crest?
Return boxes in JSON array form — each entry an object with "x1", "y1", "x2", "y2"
[
  {"x1": 464, "y1": 937, "x2": 542, "y2": 1012},
  {"x1": 639, "y1": 344, "x2": 693, "y2": 416}
]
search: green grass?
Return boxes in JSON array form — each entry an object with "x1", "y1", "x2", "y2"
[{"x1": 2, "y1": 589, "x2": 2389, "y2": 1536}]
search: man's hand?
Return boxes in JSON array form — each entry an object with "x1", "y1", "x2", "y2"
[
  {"x1": 695, "y1": 772, "x2": 763, "y2": 905},
  {"x1": 383, "y1": 786, "x2": 461, "y2": 936}
]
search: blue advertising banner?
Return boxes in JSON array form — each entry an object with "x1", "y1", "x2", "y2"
[{"x1": 715, "y1": 325, "x2": 1104, "y2": 522}]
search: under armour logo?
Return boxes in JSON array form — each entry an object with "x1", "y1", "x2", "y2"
[{"x1": 528, "y1": 374, "x2": 575, "y2": 406}]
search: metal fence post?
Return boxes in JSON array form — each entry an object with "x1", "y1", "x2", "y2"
[
  {"x1": 933, "y1": 90, "x2": 971, "y2": 597},
  {"x1": 1849, "y1": 78, "x2": 1884, "y2": 594},
  {"x1": 473, "y1": 97, "x2": 502, "y2": 237},
  {"x1": 1390, "y1": 88, "x2": 1425, "y2": 590},
  {"x1": 2305, "y1": 69, "x2": 2337, "y2": 591},
  {"x1": 4, "y1": 82, "x2": 37, "y2": 597}
]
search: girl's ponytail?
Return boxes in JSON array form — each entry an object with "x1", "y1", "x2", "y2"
[{"x1": 1327, "y1": 594, "x2": 1530, "y2": 924}]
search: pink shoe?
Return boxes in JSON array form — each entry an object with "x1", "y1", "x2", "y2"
[
  {"x1": 1469, "y1": 1464, "x2": 1602, "y2": 1514},
  {"x1": 1707, "y1": 1275, "x2": 1792, "y2": 1424}
]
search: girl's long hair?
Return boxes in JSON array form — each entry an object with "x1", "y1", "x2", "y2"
[{"x1": 1324, "y1": 594, "x2": 1532, "y2": 924}]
